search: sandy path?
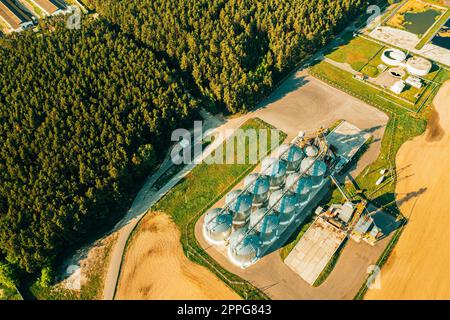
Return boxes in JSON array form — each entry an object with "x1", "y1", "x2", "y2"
[
  {"x1": 115, "y1": 212, "x2": 240, "y2": 300},
  {"x1": 366, "y1": 81, "x2": 450, "y2": 300}
]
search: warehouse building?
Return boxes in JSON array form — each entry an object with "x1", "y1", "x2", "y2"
[
  {"x1": 0, "y1": 0, "x2": 33, "y2": 32},
  {"x1": 29, "y1": 0, "x2": 66, "y2": 16}
]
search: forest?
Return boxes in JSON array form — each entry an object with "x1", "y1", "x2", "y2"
[{"x1": 0, "y1": 0, "x2": 369, "y2": 286}]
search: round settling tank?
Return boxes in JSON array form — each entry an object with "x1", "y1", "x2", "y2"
[
  {"x1": 261, "y1": 158, "x2": 287, "y2": 190},
  {"x1": 269, "y1": 190, "x2": 297, "y2": 225},
  {"x1": 244, "y1": 173, "x2": 270, "y2": 205},
  {"x1": 203, "y1": 208, "x2": 233, "y2": 244},
  {"x1": 381, "y1": 48, "x2": 407, "y2": 66},
  {"x1": 278, "y1": 144, "x2": 304, "y2": 173},
  {"x1": 406, "y1": 56, "x2": 432, "y2": 77},
  {"x1": 300, "y1": 157, "x2": 327, "y2": 187},
  {"x1": 225, "y1": 190, "x2": 252, "y2": 227},
  {"x1": 228, "y1": 228, "x2": 261, "y2": 267}
]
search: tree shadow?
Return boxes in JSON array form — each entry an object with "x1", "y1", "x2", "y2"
[{"x1": 257, "y1": 75, "x2": 310, "y2": 108}]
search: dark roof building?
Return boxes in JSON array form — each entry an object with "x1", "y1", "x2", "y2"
[
  {"x1": 0, "y1": 0, "x2": 33, "y2": 32},
  {"x1": 29, "y1": 0, "x2": 66, "y2": 16}
]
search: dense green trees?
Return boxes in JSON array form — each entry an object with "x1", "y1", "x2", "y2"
[
  {"x1": 87, "y1": 0, "x2": 368, "y2": 112},
  {"x1": 0, "y1": 20, "x2": 196, "y2": 274},
  {"x1": 1, "y1": 0, "x2": 369, "y2": 280}
]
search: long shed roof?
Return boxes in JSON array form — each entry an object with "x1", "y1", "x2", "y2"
[
  {"x1": 0, "y1": 0, "x2": 32, "y2": 30},
  {"x1": 31, "y1": 0, "x2": 64, "y2": 15}
]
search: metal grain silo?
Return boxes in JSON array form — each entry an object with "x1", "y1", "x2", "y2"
[
  {"x1": 269, "y1": 190, "x2": 298, "y2": 225},
  {"x1": 244, "y1": 173, "x2": 270, "y2": 206},
  {"x1": 225, "y1": 190, "x2": 252, "y2": 227},
  {"x1": 228, "y1": 228, "x2": 261, "y2": 266},
  {"x1": 300, "y1": 157, "x2": 328, "y2": 187},
  {"x1": 203, "y1": 208, "x2": 233, "y2": 243},
  {"x1": 279, "y1": 144, "x2": 304, "y2": 173},
  {"x1": 285, "y1": 173, "x2": 313, "y2": 204},
  {"x1": 304, "y1": 145, "x2": 319, "y2": 158},
  {"x1": 249, "y1": 210, "x2": 280, "y2": 245},
  {"x1": 261, "y1": 158, "x2": 287, "y2": 190}
]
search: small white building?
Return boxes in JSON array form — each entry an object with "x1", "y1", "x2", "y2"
[
  {"x1": 405, "y1": 76, "x2": 423, "y2": 89},
  {"x1": 390, "y1": 80, "x2": 405, "y2": 94}
]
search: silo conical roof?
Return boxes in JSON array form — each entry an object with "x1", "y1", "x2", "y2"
[
  {"x1": 225, "y1": 190, "x2": 252, "y2": 214},
  {"x1": 244, "y1": 174, "x2": 270, "y2": 196}
]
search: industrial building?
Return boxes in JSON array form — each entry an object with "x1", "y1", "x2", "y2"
[
  {"x1": 29, "y1": 0, "x2": 66, "y2": 16},
  {"x1": 202, "y1": 121, "x2": 372, "y2": 268},
  {"x1": 0, "y1": 0, "x2": 33, "y2": 32}
]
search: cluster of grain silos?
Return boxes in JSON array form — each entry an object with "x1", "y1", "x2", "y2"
[{"x1": 203, "y1": 140, "x2": 331, "y2": 268}]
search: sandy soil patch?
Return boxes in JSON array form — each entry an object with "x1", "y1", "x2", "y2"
[
  {"x1": 366, "y1": 81, "x2": 450, "y2": 299},
  {"x1": 115, "y1": 212, "x2": 240, "y2": 300}
]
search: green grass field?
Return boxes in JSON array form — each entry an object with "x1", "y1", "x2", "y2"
[
  {"x1": 151, "y1": 118, "x2": 287, "y2": 299},
  {"x1": 326, "y1": 37, "x2": 385, "y2": 72}
]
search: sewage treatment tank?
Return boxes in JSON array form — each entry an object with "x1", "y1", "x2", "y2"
[
  {"x1": 225, "y1": 190, "x2": 252, "y2": 227},
  {"x1": 244, "y1": 173, "x2": 270, "y2": 205},
  {"x1": 203, "y1": 208, "x2": 233, "y2": 243},
  {"x1": 261, "y1": 158, "x2": 287, "y2": 190},
  {"x1": 228, "y1": 228, "x2": 261, "y2": 266},
  {"x1": 269, "y1": 190, "x2": 298, "y2": 225},
  {"x1": 278, "y1": 144, "x2": 304, "y2": 173}
]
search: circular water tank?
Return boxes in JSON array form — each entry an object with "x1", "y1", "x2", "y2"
[
  {"x1": 225, "y1": 190, "x2": 252, "y2": 226},
  {"x1": 278, "y1": 144, "x2": 304, "y2": 173},
  {"x1": 203, "y1": 208, "x2": 233, "y2": 243},
  {"x1": 229, "y1": 228, "x2": 261, "y2": 265},
  {"x1": 244, "y1": 173, "x2": 270, "y2": 204},
  {"x1": 406, "y1": 56, "x2": 432, "y2": 77},
  {"x1": 304, "y1": 145, "x2": 318, "y2": 158},
  {"x1": 381, "y1": 48, "x2": 406, "y2": 66},
  {"x1": 261, "y1": 158, "x2": 287, "y2": 189},
  {"x1": 285, "y1": 173, "x2": 313, "y2": 203}
]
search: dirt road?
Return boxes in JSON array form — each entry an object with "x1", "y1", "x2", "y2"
[
  {"x1": 115, "y1": 213, "x2": 239, "y2": 300},
  {"x1": 366, "y1": 81, "x2": 450, "y2": 299}
]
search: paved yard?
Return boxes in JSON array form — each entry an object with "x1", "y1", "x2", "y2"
[{"x1": 285, "y1": 217, "x2": 347, "y2": 285}]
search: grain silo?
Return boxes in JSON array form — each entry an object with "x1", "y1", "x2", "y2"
[
  {"x1": 228, "y1": 228, "x2": 261, "y2": 267},
  {"x1": 244, "y1": 173, "x2": 270, "y2": 206},
  {"x1": 249, "y1": 209, "x2": 280, "y2": 245},
  {"x1": 269, "y1": 190, "x2": 298, "y2": 225},
  {"x1": 261, "y1": 157, "x2": 287, "y2": 190},
  {"x1": 203, "y1": 208, "x2": 233, "y2": 244},
  {"x1": 304, "y1": 145, "x2": 319, "y2": 158},
  {"x1": 285, "y1": 173, "x2": 313, "y2": 204},
  {"x1": 279, "y1": 144, "x2": 304, "y2": 173},
  {"x1": 300, "y1": 157, "x2": 327, "y2": 187},
  {"x1": 225, "y1": 190, "x2": 253, "y2": 227}
]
